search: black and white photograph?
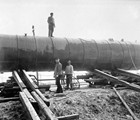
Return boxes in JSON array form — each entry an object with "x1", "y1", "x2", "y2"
[{"x1": 0, "y1": 0, "x2": 140, "y2": 120}]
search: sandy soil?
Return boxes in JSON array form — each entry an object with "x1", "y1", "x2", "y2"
[
  {"x1": 0, "y1": 88, "x2": 140, "y2": 120},
  {"x1": 50, "y1": 88, "x2": 140, "y2": 120}
]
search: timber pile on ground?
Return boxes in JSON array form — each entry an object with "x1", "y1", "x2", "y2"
[{"x1": 0, "y1": 88, "x2": 140, "y2": 120}]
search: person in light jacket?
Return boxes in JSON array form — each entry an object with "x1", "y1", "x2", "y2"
[{"x1": 65, "y1": 60, "x2": 74, "y2": 90}]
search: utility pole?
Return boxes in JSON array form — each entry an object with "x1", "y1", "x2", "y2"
[
  {"x1": 32, "y1": 25, "x2": 35, "y2": 36},
  {"x1": 32, "y1": 25, "x2": 39, "y2": 86}
]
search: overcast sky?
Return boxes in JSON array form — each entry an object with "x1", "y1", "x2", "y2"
[{"x1": 0, "y1": 0, "x2": 140, "y2": 41}]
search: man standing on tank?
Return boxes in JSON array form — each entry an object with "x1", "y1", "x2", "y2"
[
  {"x1": 47, "y1": 12, "x2": 55, "y2": 37},
  {"x1": 54, "y1": 58, "x2": 63, "y2": 93}
]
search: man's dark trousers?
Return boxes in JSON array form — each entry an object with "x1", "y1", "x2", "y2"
[{"x1": 56, "y1": 75, "x2": 63, "y2": 93}]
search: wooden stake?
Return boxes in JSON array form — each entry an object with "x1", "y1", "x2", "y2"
[{"x1": 113, "y1": 87, "x2": 139, "y2": 120}]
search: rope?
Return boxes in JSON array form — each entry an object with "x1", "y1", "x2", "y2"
[{"x1": 127, "y1": 44, "x2": 139, "y2": 74}]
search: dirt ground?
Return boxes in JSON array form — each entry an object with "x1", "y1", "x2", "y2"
[
  {"x1": 0, "y1": 88, "x2": 140, "y2": 120},
  {"x1": 0, "y1": 100, "x2": 28, "y2": 120}
]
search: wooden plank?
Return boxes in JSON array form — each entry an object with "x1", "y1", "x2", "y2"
[
  {"x1": 0, "y1": 97, "x2": 19, "y2": 103},
  {"x1": 20, "y1": 70, "x2": 49, "y2": 105},
  {"x1": 35, "y1": 89, "x2": 50, "y2": 106},
  {"x1": 2, "y1": 86, "x2": 20, "y2": 91},
  {"x1": 23, "y1": 89, "x2": 36, "y2": 103},
  {"x1": 12, "y1": 71, "x2": 26, "y2": 90},
  {"x1": 116, "y1": 69, "x2": 140, "y2": 79},
  {"x1": 57, "y1": 114, "x2": 79, "y2": 120},
  {"x1": 22, "y1": 70, "x2": 38, "y2": 89},
  {"x1": 31, "y1": 91, "x2": 58, "y2": 120},
  {"x1": 38, "y1": 84, "x2": 50, "y2": 89},
  {"x1": 94, "y1": 69, "x2": 140, "y2": 92},
  {"x1": 113, "y1": 87, "x2": 139, "y2": 120},
  {"x1": 77, "y1": 75, "x2": 92, "y2": 79},
  {"x1": 13, "y1": 71, "x2": 36, "y2": 103},
  {"x1": 84, "y1": 78, "x2": 103, "y2": 82},
  {"x1": 19, "y1": 92, "x2": 41, "y2": 120}
]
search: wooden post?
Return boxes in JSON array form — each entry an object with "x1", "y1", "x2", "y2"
[{"x1": 36, "y1": 71, "x2": 39, "y2": 86}]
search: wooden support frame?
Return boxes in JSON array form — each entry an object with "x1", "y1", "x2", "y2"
[{"x1": 19, "y1": 92, "x2": 41, "y2": 120}]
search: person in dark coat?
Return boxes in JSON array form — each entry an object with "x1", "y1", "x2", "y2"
[
  {"x1": 47, "y1": 12, "x2": 55, "y2": 37},
  {"x1": 54, "y1": 58, "x2": 63, "y2": 93}
]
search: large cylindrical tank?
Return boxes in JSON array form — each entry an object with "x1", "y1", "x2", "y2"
[{"x1": 0, "y1": 34, "x2": 140, "y2": 72}]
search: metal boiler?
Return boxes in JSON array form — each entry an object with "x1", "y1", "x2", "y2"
[{"x1": 0, "y1": 34, "x2": 140, "y2": 72}]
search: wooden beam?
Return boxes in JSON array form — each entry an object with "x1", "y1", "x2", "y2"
[
  {"x1": 0, "y1": 97, "x2": 19, "y2": 103},
  {"x1": 31, "y1": 91, "x2": 58, "y2": 120},
  {"x1": 116, "y1": 69, "x2": 140, "y2": 79},
  {"x1": 13, "y1": 71, "x2": 26, "y2": 90},
  {"x1": 77, "y1": 74, "x2": 92, "y2": 79},
  {"x1": 113, "y1": 87, "x2": 139, "y2": 120},
  {"x1": 22, "y1": 70, "x2": 38, "y2": 90},
  {"x1": 94, "y1": 69, "x2": 140, "y2": 92},
  {"x1": 12, "y1": 71, "x2": 36, "y2": 103},
  {"x1": 35, "y1": 89, "x2": 50, "y2": 106},
  {"x1": 84, "y1": 78, "x2": 103, "y2": 82},
  {"x1": 19, "y1": 92, "x2": 41, "y2": 120},
  {"x1": 57, "y1": 114, "x2": 79, "y2": 120},
  {"x1": 23, "y1": 89, "x2": 36, "y2": 103},
  {"x1": 21, "y1": 70, "x2": 50, "y2": 106},
  {"x1": 2, "y1": 86, "x2": 20, "y2": 91}
]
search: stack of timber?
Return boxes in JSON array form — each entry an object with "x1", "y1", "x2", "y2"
[
  {"x1": 0, "y1": 76, "x2": 20, "y2": 97},
  {"x1": 12, "y1": 70, "x2": 79, "y2": 120}
]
